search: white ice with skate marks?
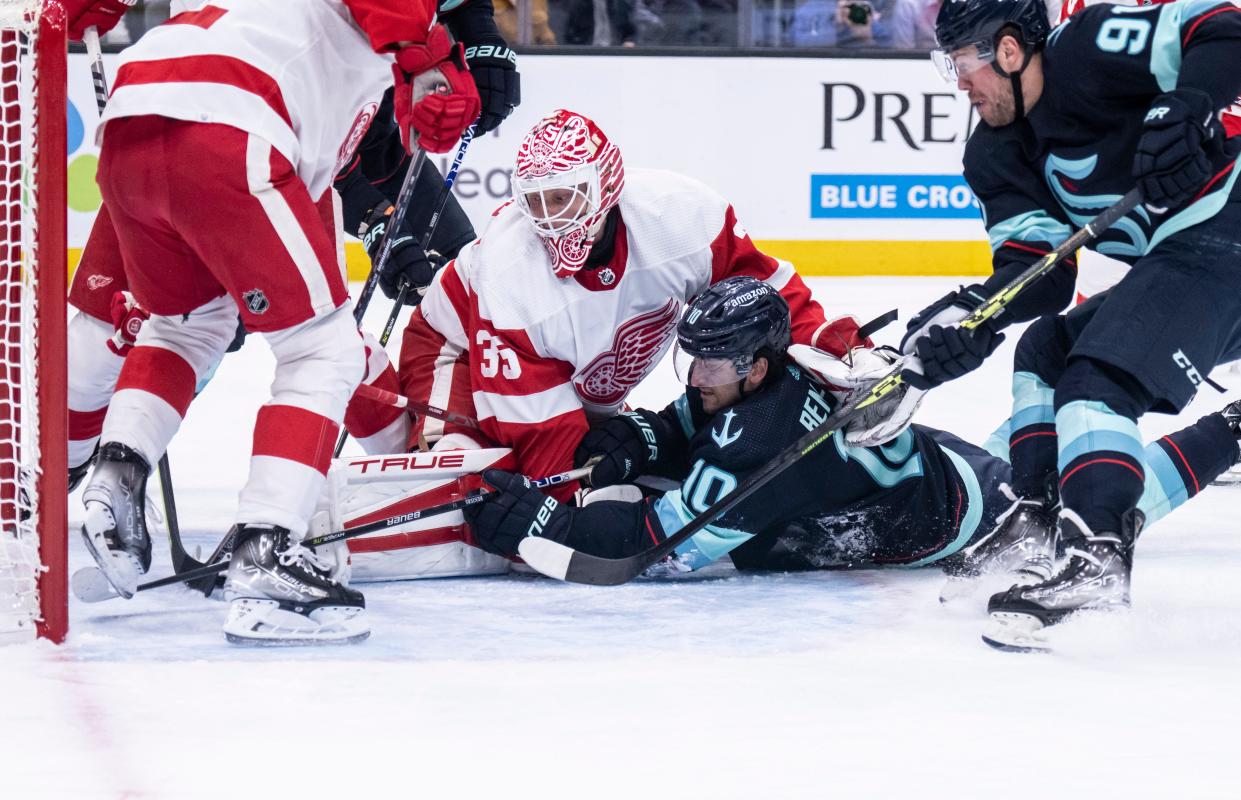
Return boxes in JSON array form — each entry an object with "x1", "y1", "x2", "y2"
[{"x1": 6, "y1": 277, "x2": 1241, "y2": 799}]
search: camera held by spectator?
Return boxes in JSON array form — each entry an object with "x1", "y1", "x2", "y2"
[{"x1": 836, "y1": 0, "x2": 877, "y2": 46}]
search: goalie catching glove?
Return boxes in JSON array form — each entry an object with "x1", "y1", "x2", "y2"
[{"x1": 789, "y1": 344, "x2": 925, "y2": 448}]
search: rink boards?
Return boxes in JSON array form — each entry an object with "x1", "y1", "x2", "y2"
[{"x1": 63, "y1": 51, "x2": 992, "y2": 280}]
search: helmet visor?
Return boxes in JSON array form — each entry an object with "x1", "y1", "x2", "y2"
[
  {"x1": 513, "y1": 164, "x2": 600, "y2": 237},
  {"x1": 930, "y1": 41, "x2": 996, "y2": 84},
  {"x1": 673, "y1": 343, "x2": 754, "y2": 388}
]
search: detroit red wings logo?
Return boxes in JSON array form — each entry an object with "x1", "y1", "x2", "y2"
[
  {"x1": 334, "y1": 102, "x2": 379, "y2": 175},
  {"x1": 575, "y1": 299, "x2": 680, "y2": 406}
]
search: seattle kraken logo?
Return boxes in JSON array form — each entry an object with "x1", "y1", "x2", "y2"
[
  {"x1": 711, "y1": 410, "x2": 743, "y2": 449},
  {"x1": 1044, "y1": 154, "x2": 1150, "y2": 257}
]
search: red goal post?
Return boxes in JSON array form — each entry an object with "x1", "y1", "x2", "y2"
[{"x1": 0, "y1": 0, "x2": 68, "y2": 644}]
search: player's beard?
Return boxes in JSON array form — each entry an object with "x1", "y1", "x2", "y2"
[{"x1": 978, "y1": 84, "x2": 1017, "y2": 127}]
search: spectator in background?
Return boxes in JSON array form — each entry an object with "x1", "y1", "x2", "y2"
[
  {"x1": 495, "y1": 0, "x2": 557, "y2": 44},
  {"x1": 564, "y1": 0, "x2": 639, "y2": 46},
  {"x1": 790, "y1": 0, "x2": 838, "y2": 46},
  {"x1": 871, "y1": 0, "x2": 935, "y2": 48},
  {"x1": 790, "y1": 0, "x2": 877, "y2": 47}
]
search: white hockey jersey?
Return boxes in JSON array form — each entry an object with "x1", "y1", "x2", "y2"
[
  {"x1": 399, "y1": 168, "x2": 868, "y2": 496},
  {"x1": 99, "y1": 0, "x2": 436, "y2": 199}
]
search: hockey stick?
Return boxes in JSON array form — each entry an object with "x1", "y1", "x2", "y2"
[
  {"x1": 336, "y1": 126, "x2": 479, "y2": 456},
  {"x1": 382, "y1": 121, "x2": 478, "y2": 342},
  {"x1": 518, "y1": 188, "x2": 1145, "y2": 586},
  {"x1": 82, "y1": 26, "x2": 109, "y2": 114},
  {"x1": 353, "y1": 144, "x2": 428, "y2": 324},
  {"x1": 352, "y1": 382, "x2": 482, "y2": 430},
  {"x1": 158, "y1": 454, "x2": 202, "y2": 574},
  {"x1": 71, "y1": 462, "x2": 594, "y2": 602}
]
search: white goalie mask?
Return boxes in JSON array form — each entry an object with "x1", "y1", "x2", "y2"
[{"x1": 511, "y1": 109, "x2": 625, "y2": 278}]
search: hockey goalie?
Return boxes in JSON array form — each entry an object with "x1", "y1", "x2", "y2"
[{"x1": 329, "y1": 109, "x2": 874, "y2": 582}]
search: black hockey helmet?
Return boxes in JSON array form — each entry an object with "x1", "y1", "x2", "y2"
[
  {"x1": 932, "y1": 0, "x2": 1050, "y2": 121},
  {"x1": 935, "y1": 0, "x2": 1050, "y2": 55},
  {"x1": 675, "y1": 277, "x2": 791, "y2": 387}
]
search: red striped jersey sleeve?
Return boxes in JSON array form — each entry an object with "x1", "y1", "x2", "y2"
[{"x1": 342, "y1": 0, "x2": 438, "y2": 52}]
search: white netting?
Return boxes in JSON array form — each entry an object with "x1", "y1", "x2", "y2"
[{"x1": 0, "y1": 0, "x2": 44, "y2": 643}]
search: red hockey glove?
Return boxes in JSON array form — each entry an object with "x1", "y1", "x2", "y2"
[
  {"x1": 64, "y1": 0, "x2": 132, "y2": 43},
  {"x1": 107, "y1": 290, "x2": 148, "y2": 357},
  {"x1": 392, "y1": 25, "x2": 481, "y2": 154}
]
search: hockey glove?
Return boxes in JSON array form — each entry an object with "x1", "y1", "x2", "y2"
[
  {"x1": 464, "y1": 43, "x2": 520, "y2": 135},
  {"x1": 464, "y1": 469, "x2": 574, "y2": 558},
  {"x1": 900, "y1": 284, "x2": 1005, "y2": 390},
  {"x1": 393, "y1": 25, "x2": 482, "y2": 154},
  {"x1": 65, "y1": 0, "x2": 132, "y2": 42},
  {"x1": 574, "y1": 411, "x2": 661, "y2": 488},
  {"x1": 107, "y1": 290, "x2": 148, "y2": 357},
  {"x1": 789, "y1": 344, "x2": 925, "y2": 448},
  {"x1": 1133, "y1": 88, "x2": 1223, "y2": 212},
  {"x1": 360, "y1": 200, "x2": 437, "y2": 302}
]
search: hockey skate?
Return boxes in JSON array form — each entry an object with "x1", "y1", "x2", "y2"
[
  {"x1": 79, "y1": 442, "x2": 152, "y2": 598},
  {"x1": 939, "y1": 480, "x2": 1058, "y2": 604},
  {"x1": 1210, "y1": 399, "x2": 1241, "y2": 485},
  {"x1": 222, "y1": 525, "x2": 369, "y2": 646},
  {"x1": 982, "y1": 509, "x2": 1143, "y2": 653}
]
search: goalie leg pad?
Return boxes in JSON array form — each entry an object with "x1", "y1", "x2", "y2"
[{"x1": 323, "y1": 446, "x2": 518, "y2": 581}]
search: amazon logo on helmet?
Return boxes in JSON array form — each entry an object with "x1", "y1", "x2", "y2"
[{"x1": 677, "y1": 277, "x2": 791, "y2": 362}]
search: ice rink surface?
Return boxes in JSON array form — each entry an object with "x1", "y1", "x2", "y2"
[{"x1": 5, "y1": 277, "x2": 1240, "y2": 799}]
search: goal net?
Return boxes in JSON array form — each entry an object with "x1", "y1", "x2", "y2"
[{"x1": 0, "y1": 0, "x2": 67, "y2": 644}]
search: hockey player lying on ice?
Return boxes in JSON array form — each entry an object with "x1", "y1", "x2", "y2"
[
  {"x1": 461, "y1": 278, "x2": 1241, "y2": 602},
  {"x1": 343, "y1": 108, "x2": 871, "y2": 580}
]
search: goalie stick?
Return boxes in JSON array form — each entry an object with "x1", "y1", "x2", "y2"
[
  {"x1": 71, "y1": 461, "x2": 596, "y2": 603},
  {"x1": 517, "y1": 188, "x2": 1145, "y2": 586}
]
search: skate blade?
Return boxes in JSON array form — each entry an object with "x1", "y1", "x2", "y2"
[
  {"x1": 223, "y1": 598, "x2": 370, "y2": 646},
  {"x1": 981, "y1": 612, "x2": 1052, "y2": 654},
  {"x1": 79, "y1": 508, "x2": 140, "y2": 599},
  {"x1": 940, "y1": 568, "x2": 1045, "y2": 606}
]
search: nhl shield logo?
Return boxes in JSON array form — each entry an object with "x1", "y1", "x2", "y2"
[
  {"x1": 598, "y1": 268, "x2": 616, "y2": 286},
  {"x1": 242, "y1": 289, "x2": 269, "y2": 315}
]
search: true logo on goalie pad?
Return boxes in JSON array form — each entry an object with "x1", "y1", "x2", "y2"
[
  {"x1": 348, "y1": 452, "x2": 468, "y2": 474},
  {"x1": 243, "y1": 289, "x2": 270, "y2": 315}
]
